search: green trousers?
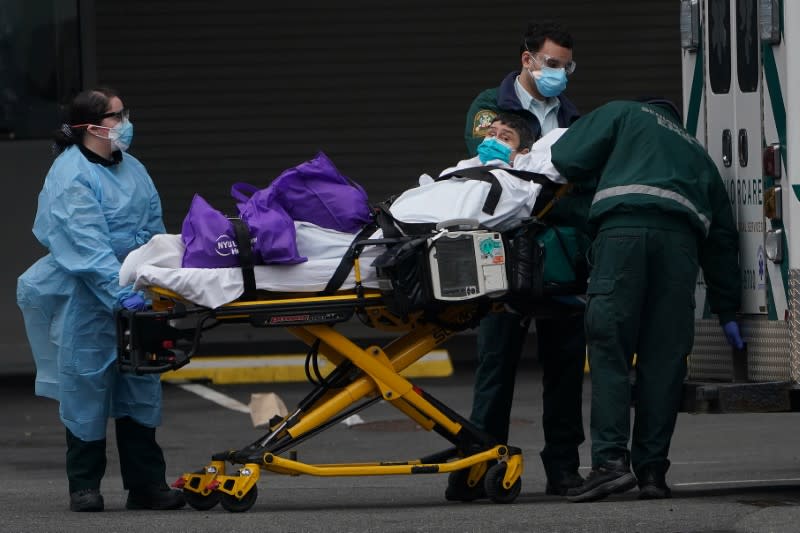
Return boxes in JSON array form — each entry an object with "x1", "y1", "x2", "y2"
[
  {"x1": 585, "y1": 222, "x2": 698, "y2": 476},
  {"x1": 470, "y1": 310, "x2": 586, "y2": 476},
  {"x1": 66, "y1": 416, "x2": 167, "y2": 492}
]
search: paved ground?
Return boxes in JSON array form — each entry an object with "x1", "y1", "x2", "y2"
[{"x1": 4, "y1": 361, "x2": 800, "y2": 533}]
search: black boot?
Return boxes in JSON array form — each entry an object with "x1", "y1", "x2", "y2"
[
  {"x1": 65, "y1": 428, "x2": 106, "y2": 512},
  {"x1": 543, "y1": 454, "x2": 584, "y2": 496},
  {"x1": 126, "y1": 484, "x2": 186, "y2": 510},
  {"x1": 115, "y1": 417, "x2": 185, "y2": 511},
  {"x1": 70, "y1": 489, "x2": 104, "y2": 512},
  {"x1": 545, "y1": 469, "x2": 585, "y2": 496},
  {"x1": 636, "y1": 465, "x2": 671, "y2": 500},
  {"x1": 566, "y1": 455, "x2": 637, "y2": 503}
]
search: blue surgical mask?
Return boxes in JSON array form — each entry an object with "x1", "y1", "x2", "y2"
[
  {"x1": 477, "y1": 136, "x2": 513, "y2": 164},
  {"x1": 531, "y1": 67, "x2": 568, "y2": 98},
  {"x1": 108, "y1": 119, "x2": 134, "y2": 151}
]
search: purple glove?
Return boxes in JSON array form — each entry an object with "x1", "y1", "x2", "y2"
[
  {"x1": 722, "y1": 321, "x2": 744, "y2": 350},
  {"x1": 121, "y1": 293, "x2": 147, "y2": 311}
]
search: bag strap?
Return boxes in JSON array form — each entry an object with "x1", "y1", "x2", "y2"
[
  {"x1": 322, "y1": 220, "x2": 379, "y2": 294},
  {"x1": 229, "y1": 217, "x2": 257, "y2": 300},
  {"x1": 230, "y1": 182, "x2": 260, "y2": 204},
  {"x1": 435, "y1": 166, "x2": 503, "y2": 215},
  {"x1": 375, "y1": 201, "x2": 439, "y2": 238},
  {"x1": 532, "y1": 183, "x2": 573, "y2": 219}
]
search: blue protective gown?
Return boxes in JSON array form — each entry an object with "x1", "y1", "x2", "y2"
[{"x1": 16, "y1": 145, "x2": 166, "y2": 441}]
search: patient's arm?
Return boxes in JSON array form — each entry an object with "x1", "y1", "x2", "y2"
[{"x1": 511, "y1": 128, "x2": 568, "y2": 183}]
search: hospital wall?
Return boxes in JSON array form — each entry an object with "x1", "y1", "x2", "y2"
[{"x1": 4, "y1": 0, "x2": 681, "y2": 375}]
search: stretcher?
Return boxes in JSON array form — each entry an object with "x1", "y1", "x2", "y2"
[{"x1": 116, "y1": 186, "x2": 585, "y2": 512}]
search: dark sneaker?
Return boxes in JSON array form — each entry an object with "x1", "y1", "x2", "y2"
[
  {"x1": 637, "y1": 467, "x2": 672, "y2": 500},
  {"x1": 444, "y1": 469, "x2": 487, "y2": 502},
  {"x1": 566, "y1": 457, "x2": 637, "y2": 503},
  {"x1": 70, "y1": 488, "x2": 104, "y2": 512},
  {"x1": 545, "y1": 470, "x2": 585, "y2": 496},
  {"x1": 126, "y1": 485, "x2": 186, "y2": 510}
]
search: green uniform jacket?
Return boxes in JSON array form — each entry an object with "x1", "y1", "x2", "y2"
[{"x1": 550, "y1": 100, "x2": 740, "y2": 324}]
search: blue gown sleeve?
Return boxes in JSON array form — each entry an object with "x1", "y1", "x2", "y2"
[
  {"x1": 134, "y1": 181, "x2": 167, "y2": 246},
  {"x1": 44, "y1": 173, "x2": 130, "y2": 310}
]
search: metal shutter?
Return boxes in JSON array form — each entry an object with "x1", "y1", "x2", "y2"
[{"x1": 95, "y1": 1, "x2": 681, "y2": 232}]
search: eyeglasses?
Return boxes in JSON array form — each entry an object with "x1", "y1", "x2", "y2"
[
  {"x1": 527, "y1": 49, "x2": 576, "y2": 75},
  {"x1": 100, "y1": 108, "x2": 130, "y2": 122}
]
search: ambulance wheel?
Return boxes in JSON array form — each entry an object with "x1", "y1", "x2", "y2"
[
  {"x1": 184, "y1": 489, "x2": 220, "y2": 511},
  {"x1": 484, "y1": 462, "x2": 521, "y2": 504},
  {"x1": 220, "y1": 484, "x2": 258, "y2": 513}
]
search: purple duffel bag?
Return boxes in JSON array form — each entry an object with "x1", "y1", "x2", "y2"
[
  {"x1": 181, "y1": 193, "x2": 305, "y2": 268},
  {"x1": 231, "y1": 186, "x2": 307, "y2": 265},
  {"x1": 181, "y1": 194, "x2": 245, "y2": 268},
  {"x1": 244, "y1": 151, "x2": 372, "y2": 233}
]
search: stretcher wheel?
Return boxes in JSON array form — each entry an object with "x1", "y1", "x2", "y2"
[
  {"x1": 183, "y1": 489, "x2": 220, "y2": 511},
  {"x1": 444, "y1": 469, "x2": 486, "y2": 502},
  {"x1": 484, "y1": 462, "x2": 521, "y2": 504},
  {"x1": 220, "y1": 484, "x2": 258, "y2": 513}
]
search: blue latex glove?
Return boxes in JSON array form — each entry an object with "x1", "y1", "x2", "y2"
[
  {"x1": 120, "y1": 293, "x2": 147, "y2": 311},
  {"x1": 722, "y1": 321, "x2": 744, "y2": 350}
]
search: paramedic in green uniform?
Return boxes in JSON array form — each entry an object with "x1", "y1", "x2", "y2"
[
  {"x1": 450, "y1": 20, "x2": 587, "y2": 499},
  {"x1": 549, "y1": 98, "x2": 744, "y2": 502}
]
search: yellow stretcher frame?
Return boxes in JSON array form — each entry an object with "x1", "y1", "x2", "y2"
[
  {"x1": 120, "y1": 187, "x2": 583, "y2": 512},
  {"x1": 119, "y1": 286, "x2": 524, "y2": 512}
]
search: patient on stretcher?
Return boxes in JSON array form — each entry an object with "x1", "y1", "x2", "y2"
[{"x1": 120, "y1": 114, "x2": 569, "y2": 309}]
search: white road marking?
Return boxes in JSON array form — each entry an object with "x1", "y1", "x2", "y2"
[
  {"x1": 175, "y1": 382, "x2": 367, "y2": 427},
  {"x1": 176, "y1": 383, "x2": 250, "y2": 413},
  {"x1": 674, "y1": 478, "x2": 800, "y2": 487},
  {"x1": 670, "y1": 461, "x2": 723, "y2": 465}
]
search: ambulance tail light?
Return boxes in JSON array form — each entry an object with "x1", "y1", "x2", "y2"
[
  {"x1": 763, "y1": 143, "x2": 781, "y2": 179},
  {"x1": 764, "y1": 186, "x2": 782, "y2": 221},
  {"x1": 680, "y1": 0, "x2": 700, "y2": 51},
  {"x1": 765, "y1": 229, "x2": 783, "y2": 263},
  {"x1": 760, "y1": 0, "x2": 781, "y2": 45}
]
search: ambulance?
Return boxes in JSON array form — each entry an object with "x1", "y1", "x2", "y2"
[{"x1": 679, "y1": 0, "x2": 799, "y2": 411}]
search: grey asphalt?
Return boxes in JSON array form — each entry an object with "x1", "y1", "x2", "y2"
[{"x1": 4, "y1": 360, "x2": 800, "y2": 533}]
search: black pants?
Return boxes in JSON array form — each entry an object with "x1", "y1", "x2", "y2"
[
  {"x1": 470, "y1": 311, "x2": 585, "y2": 478},
  {"x1": 66, "y1": 417, "x2": 167, "y2": 492}
]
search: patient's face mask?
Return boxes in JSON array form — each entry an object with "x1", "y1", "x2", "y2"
[{"x1": 477, "y1": 136, "x2": 514, "y2": 164}]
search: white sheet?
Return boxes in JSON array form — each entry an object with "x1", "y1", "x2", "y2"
[
  {"x1": 121, "y1": 223, "x2": 384, "y2": 309},
  {"x1": 392, "y1": 128, "x2": 567, "y2": 229}
]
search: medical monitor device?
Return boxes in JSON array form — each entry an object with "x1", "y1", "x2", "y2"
[{"x1": 427, "y1": 230, "x2": 508, "y2": 301}]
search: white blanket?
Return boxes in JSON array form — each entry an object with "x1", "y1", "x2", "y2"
[
  {"x1": 390, "y1": 128, "x2": 566, "y2": 229},
  {"x1": 120, "y1": 222, "x2": 384, "y2": 309}
]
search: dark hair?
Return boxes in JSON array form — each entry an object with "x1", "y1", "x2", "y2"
[
  {"x1": 52, "y1": 87, "x2": 119, "y2": 153},
  {"x1": 520, "y1": 21, "x2": 574, "y2": 54},
  {"x1": 492, "y1": 112, "x2": 535, "y2": 151}
]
